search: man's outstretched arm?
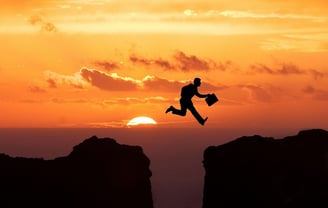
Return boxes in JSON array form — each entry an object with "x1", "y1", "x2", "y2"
[{"x1": 195, "y1": 90, "x2": 209, "y2": 98}]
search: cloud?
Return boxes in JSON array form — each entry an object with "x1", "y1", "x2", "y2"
[
  {"x1": 141, "y1": 75, "x2": 222, "y2": 93},
  {"x1": 130, "y1": 54, "x2": 176, "y2": 70},
  {"x1": 44, "y1": 67, "x2": 226, "y2": 94},
  {"x1": 153, "y1": 58, "x2": 176, "y2": 70},
  {"x1": 314, "y1": 92, "x2": 328, "y2": 101},
  {"x1": 174, "y1": 51, "x2": 212, "y2": 71},
  {"x1": 250, "y1": 63, "x2": 306, "y2": 75},
  {"x1": 129, "y1": 51, "x2": 231, "y2": 71},
  {"x1": 141, "y1": 76, "x2": 184, "y2": 92},
  {"x1": 50, "y1": 97, "x2": 90, "y2": 104},
  {"x1": 102, "y1": 96, "x2": 172, "y2": 105},
  {"x1": 44, "y1": 70, "x2": 86, "y2": 89},
  {"x1": 93, "y1": 60, "x2": 120, "y2": 71},
  {"x1": 302, "y1": 85, "x2": 316, "y2": 94},
  {"x1": 47, "y1": 78, "x2": 57, "y2": 88},
  {"x1": 28, "y1": 15, "x2": 58, "y2": 32},
  {"x1": 250, "y1": 62, "x2": 327, "y2": 80},
  {"x1": 28, "y1": 15, "x2": 43, "y2": 25},
  {"x1": 308, "y1": 69, "x2": 327, "y2": 80},
  {"x1": 41, "y1": 22, "x2": 57, "y2": 32},
  {"x1": 302, "y1": 85, "x2": 328, "y2": 100},
  {"x1": 79, "y1": 69, "x2": 185, "y2": 92},
  {"x1": 129, "y1": 55, "x2": 152, "y2": 66},
  {"x1": 174, "y1": 51, "x2": 232, "y2": 71},
  {"x1": 28, "y1": 85, "x2": 46, "y2": 93},
  {"x1": 240, "y1": 84, "x2": 272, "y2": 102},
  {"x1": 80, "y1": 67, "x2": 139, "y2": 91}
]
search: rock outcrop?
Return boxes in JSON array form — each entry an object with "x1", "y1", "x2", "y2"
[
  {"x1": 0, "y1": 136, "x2": 153, "y2": 208},
  {"x1": 203, "y1": 129, "x2": 328, "y2": 208}
]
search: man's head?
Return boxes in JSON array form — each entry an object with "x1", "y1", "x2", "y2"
[{"x1": 194, "y1": 77, "x2": 201, "y2": 87}]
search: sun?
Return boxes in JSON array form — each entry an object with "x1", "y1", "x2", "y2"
[{"x1": 127, "y1": 116, "x2": 157, "y2": 126}]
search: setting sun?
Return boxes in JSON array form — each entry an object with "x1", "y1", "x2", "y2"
[{"x1": 127, "y1": 116, "x2": 157, "y2": 126}]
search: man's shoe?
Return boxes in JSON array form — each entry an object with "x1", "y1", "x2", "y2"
[
  {"x1": 200, "y1": 117, "x2": 208, "y2": 126},
  {"x1": 165, "y1": 106, "x2": 173, "y2": 114}
]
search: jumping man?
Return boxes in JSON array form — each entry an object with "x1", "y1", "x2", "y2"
[{"x1": 165, "y1": 78, "x2": 210, "y2": 125}]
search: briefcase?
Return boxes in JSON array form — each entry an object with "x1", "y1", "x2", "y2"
[{"x1": 205, "y1": 93, "x2": 219, "y2": 106}]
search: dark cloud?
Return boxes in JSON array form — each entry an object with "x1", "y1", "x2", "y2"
[
  {"x1": 29, "y1": 85, "x2": 46, "y2": 93},
  {"x1": 28, "y1": 15, "x2": 57, "y2": 32},
  {"x1": 214, "y1": 61, "x2": 233, "y2": 71},
  {"x1": 129, "y1": 51, "x2": 231, "y2": 71},
  {"x1": 47, "y1": 78, "x2": 57, "y2": 88},
  {"x1": 93, "y1": 61, "x2": 120, "y2": 71},
  {"x1": 250, "y1": 63, "x2": 306, "y2": 75},
  {"x1": 308, "y1": 69, "x2": 327, "y2": 80},
  {"x1": 302, "y1": 85, "x2": 328, "y2": 101},
  {"x1": 28, "y1": 15, "x2": 43, "y2": 25},
  {"x1": 130, "y1": 55, "x2": 176, "y2": 70},
  {"x1": 302, "y1": 85, "x2": 316, "y2": 94},
  {"x1": 249, "y1": 62, "x2": 328, "y2": 80},
  {"x1": 153, "y1": 58, "x2": 176, "y2": 70},
  {"x1": 130, "y1": 54, "x2": 152, "y2": 66},
  {"x1": 173, "y1": 51, "x2": 210, "y2": 71},
  {"x1": 80, "y1": 68, "x2": 138, "y2": 91}
]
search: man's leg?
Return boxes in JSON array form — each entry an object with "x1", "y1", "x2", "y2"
[
  {"x1": 166, "y1": 99, "x2": 187, "y2": 116},
  {"x1": 171, "y1": 100, "x2": 187, "y2": 116},
  {"x1": 188, "y1": 104, "x2": 207, "y2": 125}
]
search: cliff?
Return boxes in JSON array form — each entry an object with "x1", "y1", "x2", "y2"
[
  {"x1": 0, "y1": 136, "x2": 153, "y2": 208},
  {"x1": 203, "y1": 129, "x2": 328, "y2": 208}
]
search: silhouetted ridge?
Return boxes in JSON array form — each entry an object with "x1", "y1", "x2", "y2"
[
  {"x1": 203, "y1": 129, "x2": 328, "y2": 208},
  {"x1": 298, "y1": 128, "x2": 327, "y2": 137},
  {"x1": 0, "y1": 136, "x2": 153, "y2": 208}
]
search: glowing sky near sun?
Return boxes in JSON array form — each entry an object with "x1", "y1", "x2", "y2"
[{"x1": 0, "y1": 0, "x2": 327, "y2": 128}]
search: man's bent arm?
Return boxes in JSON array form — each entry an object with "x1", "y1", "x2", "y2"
[{"x1": 195, "y1": 90, "x2": 208, "y2": 98}]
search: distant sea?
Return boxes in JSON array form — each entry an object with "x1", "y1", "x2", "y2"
[{"x1": 0, "y1": 127, "x2": 300, "y2": 208}]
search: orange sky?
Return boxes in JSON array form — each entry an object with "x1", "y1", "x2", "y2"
[{"x1": 0, "y1": 0, "x2": 327, "y2": 128}]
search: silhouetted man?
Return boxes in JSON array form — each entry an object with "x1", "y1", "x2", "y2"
[{"x1": 166, "y1": 78, "x2": 209, "y2": 125}]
